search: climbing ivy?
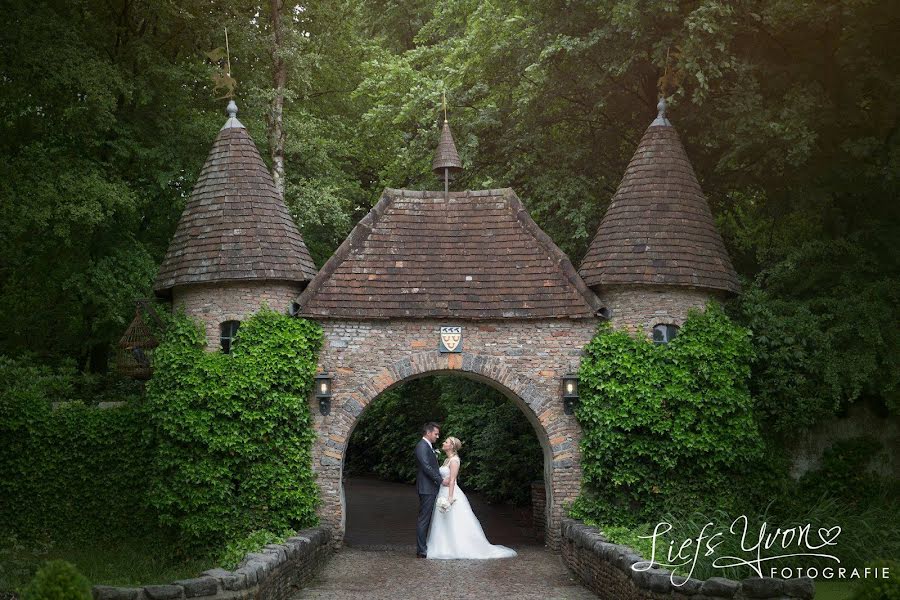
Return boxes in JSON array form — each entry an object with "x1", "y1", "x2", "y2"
[
  {"x1": 144, "y1": 308, "x2": 323, "y2": 550},
  {"x1": 571, "y1": 301, "x2": 767, "y2": 524}
]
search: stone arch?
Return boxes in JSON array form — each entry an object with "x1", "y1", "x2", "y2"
[{"x1": 310, "y1": 336, "x2": 589, "y2": 551}]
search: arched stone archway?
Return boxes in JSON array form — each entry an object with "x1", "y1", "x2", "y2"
[{"x1": 308, "y1": 318, "x2": 597, "y2": 550}]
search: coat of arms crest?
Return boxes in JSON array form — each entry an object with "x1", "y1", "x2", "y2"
[{"x1": 439, "y1": 326, "x2": 462, "y2": 353}]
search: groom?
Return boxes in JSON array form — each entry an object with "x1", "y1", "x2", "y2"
[{"x1": 415, "y1": 422, "x2": 448, "y2": 558}]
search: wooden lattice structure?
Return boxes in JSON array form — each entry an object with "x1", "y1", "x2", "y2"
[{"x1": 116, "y1": 300, "x2": 162, "y2": 380}]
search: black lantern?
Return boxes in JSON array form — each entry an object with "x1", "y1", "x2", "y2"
[
  {"x1": 315, "y1": 373, "x2": 333, "y2": 415},
  {"x1": 561, "y1": 373, "x2": 579, "y2": 415}
]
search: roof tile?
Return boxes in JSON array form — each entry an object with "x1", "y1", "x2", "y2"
[
  {"x1": 296, "y1": 189, "x2": 602, "y2": 320},
  {"x1": 579, "y1": 120, "x2": 740, "y2": 294},
  {"x1": 154, "y1": 119, "x2": 316, "y2": 294}
]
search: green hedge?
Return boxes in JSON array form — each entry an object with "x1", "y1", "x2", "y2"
[
  {"x1": 571, "y1": 301, "x2": 768, "y2": 523},
  {"x1": 1, "y1": 307, "x2": 324, "y2": 554},
  {"x1": 0, "y1": 356, "x2": 152, "y2": 541},
  {"x1": 144, "y1": 308, "x2": 323, "y2": 549}
]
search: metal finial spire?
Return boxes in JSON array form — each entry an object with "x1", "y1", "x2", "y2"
[
  {"x1": 221, "y1": 98, "x2": 244, "y2": 130},
  {"x1": 443, "y1": 91, "x2": 448, "y2": 123},
  {"x1": 651, "y1": 96, "x2": 672, "y2": 127}
]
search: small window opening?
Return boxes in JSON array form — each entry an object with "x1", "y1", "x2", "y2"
[{"x1": 220, "y1": 320, "x2": 241, "y2": 353}]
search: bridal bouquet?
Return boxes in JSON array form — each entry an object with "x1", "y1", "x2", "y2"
[{"x1": 436, "y1": 497, "x2": 453, "y2": 513}]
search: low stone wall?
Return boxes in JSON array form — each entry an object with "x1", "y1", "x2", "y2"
[
  {"x1": 92, "y1": 528, "x2": 332, "y2": 600},
  {"x1": 560, "y1": 519, "x2": 815, "y2": 600}
]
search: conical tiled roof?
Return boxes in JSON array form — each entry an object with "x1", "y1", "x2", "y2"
[
  {"x1": 294, "y1": 188, "x2": 603, "y2": 320},
  {"x1": 579, "y1": 100, "x2": 740, "y2": 295},
  {"x1": 432, "y1": 120, "x2": 463, "y2": 176},
  {"x1": 154, "y1": 102, "x2": 317, "y2": 295}
]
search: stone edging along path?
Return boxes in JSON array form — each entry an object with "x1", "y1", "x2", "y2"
[
  {"x1": 91, "y1": 528, "x2": 332, "y2": 600},
  {"x1": 560, "y1": 518, "x2": 815, "y2": 599}
]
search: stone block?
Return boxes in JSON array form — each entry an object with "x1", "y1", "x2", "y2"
[
  {"x1": 199, "y1": 569, "x2": 231, "y2": 579},
  {"x1": 172, "y1": 578, "x2": 217, "y2": 598},
  {"x1": 670, "y1": 575, "x2": 702, "y2": 595},
  {"x1": 93, "y1": 586, "x2": 142, "y2": 600},
  {"x1": 700, "y1": 577, "x2": 740, "y2": 598},
  {"x1": 783, "y1": 577, "x2": 814, "y2": 599},
  {"x1": 221, "y1": 573, "x2": 250, "y2": 592},
  {"x1": 232, "y1": 566, "x2": 257, "y2": 587},
  {"x1": 143, "y1": 586, "x2": 183, "y2": 600},
  {"x1": 742, "y1": 577, "x2": 784, "y2": 598}
]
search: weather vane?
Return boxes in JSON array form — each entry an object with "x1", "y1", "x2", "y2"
[{"x1": 207, "y1": 27, "x2": 237, "y2": 100}]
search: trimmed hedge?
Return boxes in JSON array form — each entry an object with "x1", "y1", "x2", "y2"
[{"x1": 0, "y1": 356, "x2": 152, "y2": 541}]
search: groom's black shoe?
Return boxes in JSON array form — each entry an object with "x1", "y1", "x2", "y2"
[{"x1": 416, "y1": 553, "x2": 427, "y2": 559}]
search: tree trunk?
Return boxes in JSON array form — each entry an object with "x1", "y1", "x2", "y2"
[{"x1": 267, "y1": 0, "x2": 287, "y2": 199}]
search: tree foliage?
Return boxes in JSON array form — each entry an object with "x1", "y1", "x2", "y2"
[
  {"x1": 346, "y1": 375, "x2": 543, "y2": 505},
  {"x1": 1, "y1": 0, "x2": 896, "y2": 437}
]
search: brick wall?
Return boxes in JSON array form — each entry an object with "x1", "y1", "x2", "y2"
[
  {"x1": 171, "y1": 281, "x2": 304, "y2": 350},
  {"x1": 531, "y1": 481, "x2": 546, "y2": 542},
  {"x1": 92, "y1": 528, "x2": 332, "y2": 600},
  {"x1": 309, "y1": 318, "x2": 599, "y2": 549},
  {"x1": 560, "y1": 519, "x2": 815, "y2": 600},
  {"x1": 601, "y1": 284, "x2": 725, "y2": 338}
]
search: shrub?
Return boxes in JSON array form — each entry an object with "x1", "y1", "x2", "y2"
[
  {"x1": 144, "y1": 308, "x2": 322, "y2": 550},
  {"x1": 798, "y1": 436, "x2": 890, "y2": 506},
  {"x1": 850, "y1": 560, "x2": 900, "y2": 600},
  {"x1": 21, "y1": 560, "x2": 91, "y2": 600},
  {"x1": 217, "y1": 529, "x2": 294, "y2": 571},
  {"x1": 572, "y1": 301, "x2": 767, "y2": 523}
]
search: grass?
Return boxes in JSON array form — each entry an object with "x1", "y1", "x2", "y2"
[
  {"x1": 815, "y1": 581, "x2": 859, "y2": 599},
  {"x1": 0, "y1": 531, "x2": 214, "y2": 593}
]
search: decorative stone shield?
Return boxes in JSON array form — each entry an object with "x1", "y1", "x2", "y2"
[{"x1": 439, "y1": 326, "x2": 462, "y2": 353}]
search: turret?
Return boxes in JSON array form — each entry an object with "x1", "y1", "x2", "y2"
[
  {"x1": 579, "y1": 99, "x2": 740, "y2": 341},
  {"x1": 154, "y1": 101, "x2": 317, "y2": 350}
]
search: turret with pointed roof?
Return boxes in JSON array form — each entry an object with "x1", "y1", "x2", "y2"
[
  {"x1": 154, "y1": 101, "x2": 317, "y2": 349},
  {"x1": 154, "y1": 101, "x2": 316, "y2": 295},
  {"x1": 579, "y1": 98, "x2": 740, "y2": 295},
  {"x1": 578, "y1": 99, "x2": 739, "y2": 336}
]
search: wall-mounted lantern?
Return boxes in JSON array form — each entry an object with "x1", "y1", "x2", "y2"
[
  {"x1": 315, "y1": 373, "x2": 333, "y2": 415},
  {"x1": 561, "y1": 373, "x2": 579, "y2": 415}
]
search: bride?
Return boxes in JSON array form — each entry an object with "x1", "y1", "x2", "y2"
[{"x1": 425, "y1": 436, "x2": 517, "y2": 559}]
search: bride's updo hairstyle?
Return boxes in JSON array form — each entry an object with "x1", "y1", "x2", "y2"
[{"x1": 445, "y1": 436, "x2": 463, "y2": 455}]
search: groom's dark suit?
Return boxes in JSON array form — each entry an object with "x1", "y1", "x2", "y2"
[{"x1": 415, "y1": 438, "x2": 443, "y2": 556}]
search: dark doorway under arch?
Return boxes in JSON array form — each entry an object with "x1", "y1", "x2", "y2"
[{"x1": 342, "y1": 375, "x2": 545, "y2": 550}]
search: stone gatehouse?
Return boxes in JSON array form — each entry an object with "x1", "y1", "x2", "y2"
[{"x1": 152, "y1": 99, "x2": 740, "y2": 549}]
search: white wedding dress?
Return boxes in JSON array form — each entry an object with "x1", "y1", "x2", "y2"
[{"x1": 425, "y1": 457, "x2": 518, "y2": 559}]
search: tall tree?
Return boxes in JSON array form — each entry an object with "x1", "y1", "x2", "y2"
[{"x1": 267, "y1": 0, "x2": 288, "y2": 198}]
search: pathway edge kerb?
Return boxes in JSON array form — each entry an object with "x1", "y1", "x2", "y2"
[
  {"x1": 92, "y1": 527, "x2": 333, "y2": 600},
  {"x1": 560, "y1": 518, "x2": 815, "y2": 600}
]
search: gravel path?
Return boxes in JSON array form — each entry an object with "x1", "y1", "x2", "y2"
[
  {"x1": 292, "y1": 546, "x2": 596, "y2": 600},
  {"x1": 290, "y1": 477, "x2": 594, "y2": 599}
]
